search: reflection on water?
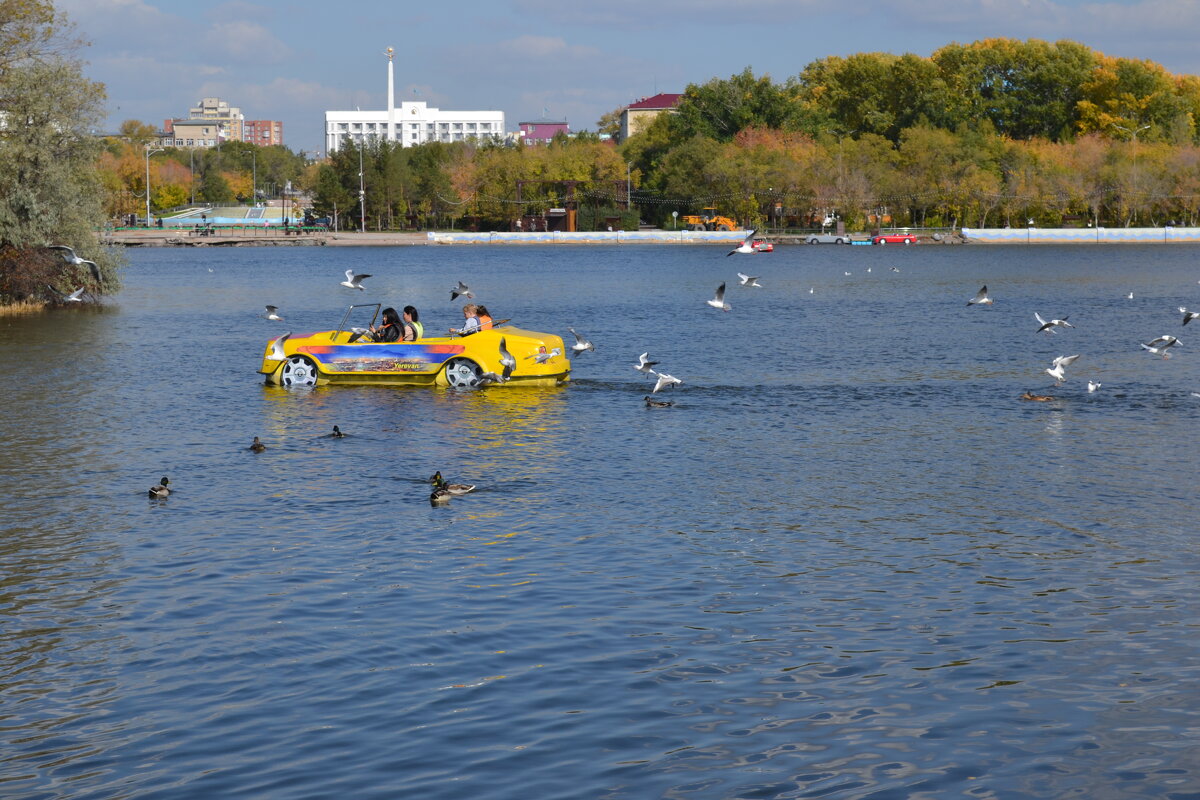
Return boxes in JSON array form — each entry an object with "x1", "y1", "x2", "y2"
[{"x1": 2, "y1": 245, "x2": 1200, "y2": 799}]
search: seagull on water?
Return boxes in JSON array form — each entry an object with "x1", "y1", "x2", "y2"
[
  {"x1": 737, "y1": 272, "x2": 762, "y2": 287},
  {"x1": 263, "y1": 305, "x2": 283, "y2": 321},
  {"x1": 498, "y1": 337, "x2": 516, "y2": 380},
  {"x1": 49, "y1": 244, "x2": 102, "y2": 283},
  {"x1": 1180, "y1": 307, "x2": 1200, "y2": 326},
  {"x1": 706, "y1": 282, "x2": 730, "y2": 312},
  {"x1": 340, "y1": 269, "x2": 370, "y2": 290},
  {"x1": 891, "y1": 266, "x2": 900, "y2": 272},
  {"x1": 1046, "y1": 354, "x2": 1080, "y2": 384},
  {"x1": 1127, "y1": 292, "x2": 1134, "y2": 300},
  {"x1": 568, "y1": 327, "x2": 594, "y2": 354},
  {"x1": 968, "y1": 285, "x2": 993, "y2": 306},
  {"x1": 633, "y1": 352, "x2": 659, "y2": 375},
  {"x1": 450, "y1": 280, "x2": 474, "y2": 301},
  {"x1": 650, "y1": 371, "x2": 682, "y2": 393},
  {"x1": 1141, "y1": 335, "x2": 1180, "y2": 357},
  {"x1": 726, "y1": 229, "x2": 757, "y2": 256},
  {"x1": 1088, "y1": 380, "x2": 1102, "y2": 393},
  {"x1": 1035, "y1": 312, "x2": 1073, "y2": 333},
  {"x1": 844, "y1": 271, "x2": 852, "y2": 276}
]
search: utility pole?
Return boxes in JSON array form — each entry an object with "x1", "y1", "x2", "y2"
[
  {"x1": 358, "y1": 144, "x2": 366, "y2": 233},
  {"x1": 144, "y1": 145, "x2": 163, "y2": 226}
]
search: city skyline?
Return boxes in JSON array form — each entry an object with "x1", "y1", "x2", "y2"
[{"x1": 60, "y1": 0, "x2": 1200, "y2": 154}]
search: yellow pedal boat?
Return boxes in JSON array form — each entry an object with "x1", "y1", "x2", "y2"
[{"x1": 259, "y1": 304, "x2": 570, "y2": 389}]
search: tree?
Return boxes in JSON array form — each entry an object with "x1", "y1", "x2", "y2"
[
  {"x1": 118, "y1": 119, "x2": 159, "y2": 147},
  {"x1": 595, "y1": 107, "x2": 622, "y2": 138},
  {"x1": 0, "y1": 1, "x2": 120, "y2": 304}
]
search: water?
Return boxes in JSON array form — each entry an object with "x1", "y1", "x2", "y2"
[{"x1": 2, "y1": 243, "x2": 1200, "y2": 799}]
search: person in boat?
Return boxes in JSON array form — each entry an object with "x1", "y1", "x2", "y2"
[
  {"x1": 450, "y1": 303, "x2": 480, "y2": 336},
  {"x1": 401, "y1": 305, "x2": 423, "y2": 341},
  {"x1": 371, "y1": 307, "x2": 402, "y2": 342},
  {"x1": 475, "y1": 305, "x2": 493, "y2": 331}
]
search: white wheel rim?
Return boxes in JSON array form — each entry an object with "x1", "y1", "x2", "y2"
[
  {"x1": 444, "y1": 358, "x2": 481, "y2": 388},
  {"x1": 282, "y1": 356, "x2": 317, "y2": 387}
]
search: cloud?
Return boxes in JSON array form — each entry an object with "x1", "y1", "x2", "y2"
[{"x1": 203, "y1": 21, "x2": 292, "y2": 65}]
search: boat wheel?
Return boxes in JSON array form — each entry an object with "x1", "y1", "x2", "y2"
[
  {"x1": 280, "y1": 356, "x2": 319, "y2": 387},
  {"x1": 443, "y1": 357, "x2": 483, "y2": 389}
]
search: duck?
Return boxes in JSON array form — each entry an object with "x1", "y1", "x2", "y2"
[
  {"x1": 1020, "y1": 391, "x2": 1056, "y2": 402},
  {"x1": 249, "y1": 436, "x2": 267, "y2": 452},
  {"x1": 331, "y1": 425, "x2": 346, "y2": 438},
  {"x1": 435, "y1": 475, "x2": 476, "y2": 496},
  {"x1": 644, "y1": 396, "x2": 674, "y2": 408},
  {"x1": 430, "y1": 486, "x2": 453, "y2": 505},
  {"x1": 148, "y1": 476, "x2": 170, "y2": 498}
]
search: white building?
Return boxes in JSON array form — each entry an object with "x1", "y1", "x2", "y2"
[{"x1": 324, "y1": 48, "x2": 504, "y2": 153}]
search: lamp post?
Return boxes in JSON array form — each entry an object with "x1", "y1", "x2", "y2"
[
  {"x1": 1112, "y1": 124, "x2": 1150, "y2": 224},
  {"x1": 358, "y1": 143, "x2": 366, "y2": 233},
  {"x1": 189, "y1": 148, "x2": 195, "y2": 205},
  {"x1": 625, "y1": 162, "x2": 632, "y2": 211},
  {"x1": 144, "y1": 145, "x2": 163, "y2": 226}
]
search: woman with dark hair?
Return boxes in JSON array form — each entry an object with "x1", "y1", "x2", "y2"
[
  {"x1": 371, "y1": 307, "x2": 402, "y2": 342},
  {"x1": 475, "y1": 305, "x2": 493, "y2": 330},
  {"x1": 402, "y1": 305, "x2": 423, "y2": 340}
]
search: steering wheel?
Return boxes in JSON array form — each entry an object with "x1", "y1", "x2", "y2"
[{"x1": 348, "y1": 326, "x2": 376, "y2": 343}]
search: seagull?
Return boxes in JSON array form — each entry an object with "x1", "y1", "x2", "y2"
[
  {"x1": 1088, "y1": 380, "x2": 1102, "y2": 393},
  {"x1": 498, "y1": 337, "x2": 516, "y2": 380},
  {"x1": 49, "y1": 244, "x2": 102, "y2": 283},
  {"x1": 706, "y1": 282, "x2": 730, "y2": 312},
  {"x1": 726, "y1": 229, "x2": 757, "y2": 256},
  {"x1": 633, "y1": 352, "x2": 659, "y2": 375},
  {"x1": 269, "y1": 332, "x2": 291, "y2": 360},
  {"x1": 891, "y1": 266, "x2": 900, "y2": 272},
  {"x1": 737, "y1": 272, "x2": 762, "y2": 287},
  {"x1": 568, "y1": 327, "x2": 594, "y2": 354},
  {"x1": 967, "y1": 285, "x2": 993, "y2": 306},
  {"x1": 477, "y1": 371, "x2": 506, "y2": 385},
  {"x1": 65, "y1": 288, "x2": 85, "y2": 302},
  {"x1": 866, "y1": 267, "x2": 872, "y2": 273},
  {"x1": 450, "y1": 280, "x2": 473, "y2": 301},
  {"x1": 1141, "y1": 335, "x2": 1180, "y2": 357},
  {"x1": 809, "y1": 287, "x2": 814, "y2": 294},
  {"x1": 340, "y1": 269, "x2": 370, "y2": 290},
  {"x1": 1127, "y1": 292, "x2": 1134, "y2": 300},
  {"x1": 263, "y1": 305, "x2": 283, "y2": 321},
  {"x1": 1046, "y1": 354, "x2": 1080, "y2": 384},
  {"x1": 644, "y1": 396, "x2": 674, "y2": 408},
  {"x1": 1035, "y1": 312, "x2": 1073, "y2": 333},
  {"x1": 1180, "y1": 307, "x2": 1200, "y2": 326},
  {"x1": 650, "y1": 371, "x2": 682, "y2": 393},
  {"x1": 844, "y1": 271, "x2": 852, "y2": 276},
  {"x1": 526, "y1": 347, "x2": 561, "y2": 363}
]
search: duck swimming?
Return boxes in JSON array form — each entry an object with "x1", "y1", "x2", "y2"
[
  {"x1": 331, "y1": 425, "x2": 346, "y2": 438},
  {"x1": 1020, "y1": 391, "x2": 1056, "y2": 402},
  {"x1": 148, "y1": 476, "x2": 170, "y2": 498},
  {"x1": 249, "y1": 436, "x2": 266, "y2": 452},
  {"x1": 644, "y1": 396, "x2": 674, "y2": 408},
  {"x1": 431, "y1": 472, "x2": 476, "y2": 495},
  {"x1": 430, "y1": 486, "x2": 453, "y2": 505}
]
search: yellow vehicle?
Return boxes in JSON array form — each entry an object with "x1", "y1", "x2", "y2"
[
  {"x1": 259, "y1": 304, "x2": 570, "y2": 389},
  {"x1": 679, "y1": 207, "x2": 740, "y2": 231}
]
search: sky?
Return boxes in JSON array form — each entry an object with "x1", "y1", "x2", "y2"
[{"x1": 59, "y1": 0, "x2": 1200, "y2": 155}]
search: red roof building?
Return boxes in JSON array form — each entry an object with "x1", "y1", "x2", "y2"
[{"x1": 618, "y1": 93, "x2": 682, "y2": 142}]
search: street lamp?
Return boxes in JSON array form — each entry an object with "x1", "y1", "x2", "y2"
[
  {"x1": 189, "y1": 148, "x2": 196, "y2": 205},
  {"x1": 251, "y1": 151, "x2": 257, "y2": 207},
  {"x1": 1111, "y1": 123, "x2": 1150, "y2": 142},
  {"x1": 144, "y1": 145, "x2": 163, "y2": 226},
  {"x1": 1112, "y1": 124, "x2": 1151, "y2": 224},
  {"x1": 358, "y1": 143, "x2": 366, "y2": 233}
]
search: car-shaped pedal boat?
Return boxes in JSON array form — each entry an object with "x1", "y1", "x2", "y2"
[{"x1": 259, "y1": 304, "x2": 570, "y2": 389}]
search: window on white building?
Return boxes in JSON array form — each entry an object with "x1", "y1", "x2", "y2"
[{"x1": 186, "y1": 139, "x2": 193, "y2": 146}]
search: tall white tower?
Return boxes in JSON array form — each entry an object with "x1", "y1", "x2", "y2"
[{"x1": 385, "y1": 46, "x2": 395, "y2": 142}]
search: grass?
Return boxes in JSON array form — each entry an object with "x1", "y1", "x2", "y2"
[{"x1": 0, "y1": 299, "x2": 49, "y2": 315}]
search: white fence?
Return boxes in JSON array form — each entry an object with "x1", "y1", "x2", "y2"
[
  {"x1": 427, "y1": 230, "x2": 750, "y2": 245},
  {"x1": 962, "y1": 227, "x2": 1200, "y2": 244}
]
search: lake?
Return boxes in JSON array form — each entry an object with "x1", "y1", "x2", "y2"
[{"x1": 2, "y1": 243, "x2": 1199, "y2": 799}]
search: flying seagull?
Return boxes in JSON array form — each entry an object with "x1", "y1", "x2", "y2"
[
  {"x1": 450, "y1": 280, "x2": 473, "y2": 301},
  {"x1": 65, "y1": 288, "x2": 85, "y2": 302},
  {"x1": 706, "y1": 282, "x2": 730, "y2": 312},
  {"x1": 726, "y1": 229, "x2": 757, "y2": 257},
  {"x1": 1141, "y1": 335, "x2": 1180, "y2": 357},
  {"x1": 1046, "y1": 353, "x2": 1080, "y2": 383},
  {"x1": 269, "y1": 332, "x2": 291, "y2": 361},
  {"x1": 633, "y1": 352, "x2": 659, "y2": 375},
  {"x1": 526, "y1": 347, "x2": 561, "y2": 364},
  {"x1": 967, "y1": 285, "x2": 993, "y2": 306},
  {"x1": 49, "y1": 244, "x2": 102, "y2": 283},
  {"x1": 737, "y1": 272, "x2": 762, "y2": 287},
  {"x1": 650, "y1": 370, "x2": 682, "y2": 393},
  {"x1": 1180, "y1": 307, "x2": 1199, "y2": 326},
  {"x1": 567, "y1": 327, "x2": 594, "y2": 354},
  {"x1": 340, "y1": 269, "x2": 370, "y2": 290},
  {"x1": 498, "y1": 337, "x2": 516, "y2": 380},
  {"x1": 1035, "y1": 312, "x2": 1073, "y2": 333},
  {"x1": 263, "y1": 305, "x2": 283, "y2": 321}
]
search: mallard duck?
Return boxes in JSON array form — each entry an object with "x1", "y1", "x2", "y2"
[
  {"x1": 430, "y1": 487, "x2": 452, "y2": 505},
  {"x1": 644, "y1": 396, "x2": 674, "y2": 408},
  {"x1": 249, "y1": 436, "x2": 266, "y2": 452},
  {"x1": 434, "y1": 475, "x2": 476, "y2": 495},
  {"x1": 1020, "y1": 391, "x2": 1056, "y2": 402},
  {"x1": 331, "y1": 425, "x2": 346, "y2": 438},
  {"x1": 148, "y1": 476, "x2": 170, "y2": 498}
]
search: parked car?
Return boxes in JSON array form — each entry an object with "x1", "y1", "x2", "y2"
[
  {"x1": 805, "y1": 233, "x2": 853, "y2": 244},
  {"x1": 871, "y1": 233, "x2": 917, "y2": 245}
]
